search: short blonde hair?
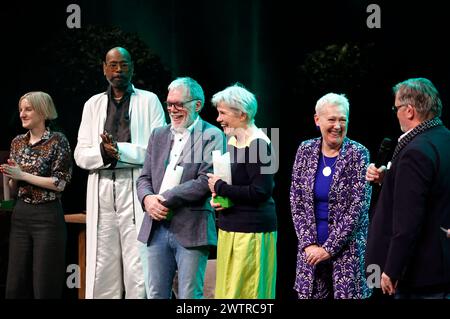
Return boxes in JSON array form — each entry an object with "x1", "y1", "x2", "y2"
[{"x1": 19, "y1": 91, "x2": 58, "y2": 120}]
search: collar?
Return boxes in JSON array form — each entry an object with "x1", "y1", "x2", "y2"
[
  {"x1": 25, "y1": 127, "x2": 51, "y2": 144},
  {"x1": 228, "y1": 124, "x2": 270, "y2": 148},
  {"x1": 106, "y1": 84, "x2": 134, "y2": 99},
  {"x1": 398, "y1": 128, "x2": 414, "y2": 142},
  {"x1": 392, "y1": 117, "x2": 443, "y2": 160}
]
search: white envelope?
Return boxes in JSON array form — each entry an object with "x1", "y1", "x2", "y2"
[
  {"x1": 212, "y1": 150, "x2": 232, "y2": 185},
  {"x1": 160, "y1": 165, "x2": 184, "y2": 193}
]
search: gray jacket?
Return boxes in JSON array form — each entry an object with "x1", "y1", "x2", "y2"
[{"x1": 136, "y1": 118, "x2": 225, "y2": 247}]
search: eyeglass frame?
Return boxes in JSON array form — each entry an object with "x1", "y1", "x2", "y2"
[
  {"x1": 104, "y1": 61, "x2": 132, "y2": 71},
  {"x1": 165, "y1": 99, "x2": 199, "y2": 110},
  {"x1": 392, "y1": 104, "x2": 409, "y2": 114}
]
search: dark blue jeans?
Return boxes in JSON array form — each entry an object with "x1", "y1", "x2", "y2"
[
  {"x1": 6, "y1": 199, "x2": 66, "y2": 299},
  {"x1": 144, "y1": 221, "x2": 208, "y2": 299}
]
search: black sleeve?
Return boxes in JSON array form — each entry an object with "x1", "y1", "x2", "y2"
[{"x1": 214, "y1": 139, "x2": 274, "y2": 204}]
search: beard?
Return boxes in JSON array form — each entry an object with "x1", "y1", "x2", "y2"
[{"x1": 108, "y1": 76, "x2": 130, "y2": 89}]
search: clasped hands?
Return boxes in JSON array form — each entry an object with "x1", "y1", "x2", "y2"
[
  {"x1": 100, "y1": 131, "x2": 119, "y2": 160},
  {"x1": 0, "y1": 159, "x2": 24, "y2": 180},
  {"x1": 304, "y1": 244, "x2": 331, "y2": 266},
  {"x1": 207, "y1": 173, "x2": 225, "y2": 211},
  {"x1": 143, "y1": 194, "x2": 169, "y2": 221}
]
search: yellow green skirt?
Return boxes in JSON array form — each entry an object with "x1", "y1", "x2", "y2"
[{"x1": 215, "y1": 229, "x2": 277, "y2": 299}]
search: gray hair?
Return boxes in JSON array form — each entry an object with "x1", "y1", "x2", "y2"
[
  {"x1": 393, "y1": 77, "x2": 442, "y2": 120},
  {"x1": 211, "y1": 83, "x2": 257, "y2": 124},
  {"x1": 168, "y1": 77, "x2": 205, "y2": 110},
  {"x1": 315, "y1": 93, "x2": 350, "y2": 116},
  {"x1": 19, "y1": 91, "x2": 58, "y2": 120}
]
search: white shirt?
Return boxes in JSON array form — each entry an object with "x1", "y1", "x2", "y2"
[
  {"x1": 168, "y1": 116, "x2": 199, "y2": 169},
  {"x1": 388, "y1": 128, "x2": 414, "y2": 170},
  {"x1": 398, "y1": 128, "x2": 414, "y2": 142}
]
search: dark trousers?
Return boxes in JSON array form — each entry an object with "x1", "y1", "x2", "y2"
[
  {"x1": 6, "y1": 200, "x2": 66, "y2": 299},
  {"x1": 395, "y1": 288, "x2": 450, "y2": 299}
]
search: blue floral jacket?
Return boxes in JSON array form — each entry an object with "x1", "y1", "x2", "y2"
[{"x1": 290, "y1": 137, "x2": 372, "y2": 298}]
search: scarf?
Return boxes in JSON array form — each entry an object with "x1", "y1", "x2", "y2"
[{"x1": 391, "y1": 117, "x2": 443, "y2": 160}]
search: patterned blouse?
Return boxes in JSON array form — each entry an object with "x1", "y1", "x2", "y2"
[{"x1": 10, "y1": 128, "x2": 72, "y2": 204}]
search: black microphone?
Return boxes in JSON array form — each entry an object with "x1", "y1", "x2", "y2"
[
  {"x1": 374, "y1": 137, "x2": 393, "y2": 169},
  {"x1": 369, "y1": 137, "x2": 392, "y2": 187}
]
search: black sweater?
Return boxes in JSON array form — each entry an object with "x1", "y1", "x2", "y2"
[{"x1": 214, "y1": 138, "x2": 277, "y2": 233}]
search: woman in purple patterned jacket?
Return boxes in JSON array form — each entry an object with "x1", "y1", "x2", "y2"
[{"x1": 290, "y1": 93, "x2": 371, "y2": 299}]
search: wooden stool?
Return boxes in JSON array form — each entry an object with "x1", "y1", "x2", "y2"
[{"x1": 64, "y1": 212, "x2": 86, "y2": 299}]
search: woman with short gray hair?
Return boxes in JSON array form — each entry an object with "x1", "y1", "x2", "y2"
[{"x1": 207, "y1": 83, "x2": 277, "y2": 299}]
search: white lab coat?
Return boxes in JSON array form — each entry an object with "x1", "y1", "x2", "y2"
[{"x1": 74, "y1": 87, "x2": 165, "y2": 298}]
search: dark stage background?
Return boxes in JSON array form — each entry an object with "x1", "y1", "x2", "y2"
[{"x1": 1, "y1": 0, "x2": 450, "y2": 301}]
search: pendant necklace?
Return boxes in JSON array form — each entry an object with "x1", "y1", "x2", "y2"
[{"x1": 322, "y1": 153, "x2": 337, "y2": 177}]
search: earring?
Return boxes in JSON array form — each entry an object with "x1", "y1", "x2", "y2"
[{"x1": 316, "y1": 125, "x2": 320, "y2": 131}]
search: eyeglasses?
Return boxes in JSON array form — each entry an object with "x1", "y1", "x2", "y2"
[
  {"x1": 165, "y1": 99, "x2": 198, "y2": 110},
  {"x1": 392, "y1": 104, "x2": 409, "y2": 114},
  {"x1": 105, "y1": 62, "x2": 131, "y2": 71}
]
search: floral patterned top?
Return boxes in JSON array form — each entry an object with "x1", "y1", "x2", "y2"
[
  {"x1": 290, "y1": 137, "x2": 372, "y2": 299},
  {"x1": 10, "y1": 128, "x2": 72, "y2": 204}
]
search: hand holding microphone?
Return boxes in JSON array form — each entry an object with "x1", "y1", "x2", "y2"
[
  {"x1": 366, "y1": 163, "x2": 387, "y2": 185},
  {"x1": 366, "y1": 137, "x2": 393, "y2": 186}
]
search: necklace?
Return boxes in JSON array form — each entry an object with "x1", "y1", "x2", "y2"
[{"x1": 322, "y1": 153, "x2": 337, "y2": 177}]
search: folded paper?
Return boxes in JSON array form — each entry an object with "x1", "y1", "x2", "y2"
[
  {"x1": 160, "y1": 165, "x2": 184, "y2": 220},
  {"x1": 212, "y1": 150, "x2": 233, "y2": 209}
]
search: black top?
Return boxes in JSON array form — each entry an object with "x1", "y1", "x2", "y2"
[
  {"x1": 214, "y1": 138, "x2": 277, "y2": 233},
  {"x1": 101, "y1": 85, "x2": 134, "y2": 167},
  {"x1": 105, "y1": 84, "x2": 134, "y2": 142}
]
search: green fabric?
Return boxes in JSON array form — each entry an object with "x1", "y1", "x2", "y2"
[
  {"x1": 0, "y1": 199, "x2": 15, "y2": 210},
  {"x1": 213, "y1": 196, "x2": 233, "y2": 209},
  {"x1": 166, "y1": 209, "x2": 173, "y2": 221},
  {"x1": 215, "y1": 229, "x2": 277, "y2": 299}
]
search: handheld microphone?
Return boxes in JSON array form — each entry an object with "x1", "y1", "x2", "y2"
[
  {"x1": 369, "y1": 137, "x2": 393, "y2": 187},
  {"x1": 374, "y1": 137, "x2": 393, "y2": 169}
]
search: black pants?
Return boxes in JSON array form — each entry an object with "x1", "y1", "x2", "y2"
[{"x1": 6, "y1": 200, "x2": 66, "y2": 299}]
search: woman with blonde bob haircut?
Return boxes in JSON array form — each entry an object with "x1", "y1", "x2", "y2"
[
  {"x1": 1, "y1": 91, "x2": 72, "y2": 298},
  {"x1": 19, "y1": 91, "x2": 58, "y2": 121}
]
